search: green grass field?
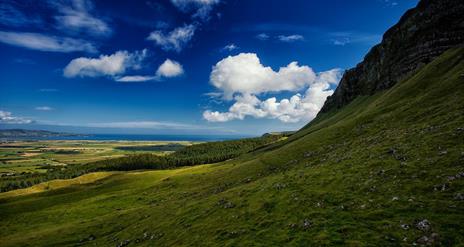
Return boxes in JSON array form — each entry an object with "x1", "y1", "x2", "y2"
[{"x1": 0, "y1": 48, "x2": 463, "y2": 246}]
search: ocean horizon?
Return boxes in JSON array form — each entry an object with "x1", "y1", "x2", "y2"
[{"x1": 1, "y1": 134, "x2": 255, "y2": 142}]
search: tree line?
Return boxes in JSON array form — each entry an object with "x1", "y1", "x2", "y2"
[{"x1": 0, "y1": 134, "x2": 287, "y2": 192}]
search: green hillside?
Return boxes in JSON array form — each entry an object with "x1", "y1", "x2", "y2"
[{"x1": 1, "y1": 46, "x2": 463, "y2": 246}]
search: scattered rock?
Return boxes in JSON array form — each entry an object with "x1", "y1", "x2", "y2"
[
  {"x1": 400, "y1": 224, "x2": 410, "y2": 230},
  {"x1": 273, "y1": 183, "x2": 286, "y2": 190},
  {"x1": 288, "y1": 223, "x2": 297, "y2": 229},
  {"x1": 416, "y1": 236, "x2": 431, "y2": 245},
  {"x1": 302, "y1": 219, "x2": 312, "y2": 229},
  {"x1": 455, "y1": 171, "x2": 464, "y2": 179},
  {"x1": 454, "y1": 193, "x2": 464, "y2": 201},
  {"x1": 433, "y1": 183, "x2": 448, "y2": 191},
  {"x1": 217, "y1": 198, "x2": 235, "y2": 209},
  {"x1": 416, "y1": 219, "x2": 431, "y2": 232},
  {"x1": 303, "y1": 151, "x2": 314, "y2": 158},
  {"x1": 415, "y1": 233, "x2": 439, "y2": 245},
  {"x1": 117, "y1": 239, "x2": 130, "y2": 247}
]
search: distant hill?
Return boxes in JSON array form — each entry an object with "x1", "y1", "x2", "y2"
[{"x1": 0, "y1": 129, "x2": 79, "y2": 138}]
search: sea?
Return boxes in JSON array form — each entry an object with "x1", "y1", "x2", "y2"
[{"x1": 3, "y1": 134, "x2": 253, "y2": 142}]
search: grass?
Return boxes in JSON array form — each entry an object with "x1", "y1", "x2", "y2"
[
  {"x1": 0, "y1": 172, "x2": 116, "y2": 199},
  {"x1": 0, "y1": 47, "x2": 463, "y2": 246}
]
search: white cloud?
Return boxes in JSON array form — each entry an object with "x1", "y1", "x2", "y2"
[
  {"x1": 52, "y1": 0, "x2": 111, "y2": 36},
  {"x1": 115, "y1": 75, "x2": 156, "y2": 82},
  {"x1": 0, "y1": 1, "x2": 43, "y2": 27},
  {"x1": 0, "y1": 110, "x2": 33, "y2": 124},
  {"x1": 156, "y1": 59, "x2": 184, "y2": 78},
  {"x1": 114, "y1": 59, "x2": 183, "y2": 82},
  {"x1": 147, "y1": 24, "x2": 196, "y2": 52},
  {"x1": 170, "y1": 0, "x2": 220, "y2": 21},
  {"x1": 329, "y1": 32, "x2": 381, "y2": 46},
  {"x1": 210, "y1": 53, "x2": 316, "y2": 99},
  {"x1": 222, "y1": 43, "x2": 238, "y2": 51},
  {"x1": 0, "y1": 31, "x2": 97, "y2": 53},
  {"x1": 256, "y1": 33, "x2": 269, "y2": 40},
  {"x1": 35, "y1": 106, "x2": 53, "y2": 111},
  {"x1": 277, "y1": 34, "x2": 304, "y2": 42},
  {"x1": 63, "y1": 49, "x2": 147, "y2": 78},
  {"x1": 203, "y1": 53, "x2": 343, "y2": 123}
]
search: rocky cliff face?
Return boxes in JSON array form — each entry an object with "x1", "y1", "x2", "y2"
[{"x1": 320, "y1": 0, "x2": 464, "y2": 113}]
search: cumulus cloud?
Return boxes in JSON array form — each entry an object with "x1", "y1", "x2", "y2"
[
  {"x1": 63, "y1": 49, "x2": 147, "y2": 78},
  {"x1": 0, "y1": 110, "x2": 33, "y2": 124},
  {"x1": 0, "y1": 31, "x2": 97, "y2": 53},
  {"x1": 115, "y1": 59, "x2": 184, "y2": 82},
  {"x1": 210, "y1": 53, "x2": 316, "y2": 99},
  {"x1": 147, "y1": 24, "x2": 196, "y2": 52},
  {"x1": 52, "y1": 0, "x2": 111, "y2": 36},
  {"x1": 35, "y1": 106, "x2": 53, "y2": 111},
  {"x1": 203, "y1": 53, "x2": 343, "y2": 123},
  {"x1": 277, "y1": 34, "x2": 304, "y2": 42},
  {"x1": 156, "y1": 59, "x2": 184, "y2": 78}
]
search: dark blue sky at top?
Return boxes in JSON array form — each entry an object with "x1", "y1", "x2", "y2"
[{"x1": 0, "y1": 0, "x2": 418, "y2": 135}]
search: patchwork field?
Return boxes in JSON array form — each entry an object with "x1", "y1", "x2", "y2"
[{"x1": 0, "y1": 140, "x2": 194, "y2": 175}]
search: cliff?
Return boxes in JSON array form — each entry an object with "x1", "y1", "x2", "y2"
[{"x1": 320, "y1": 0, "x2": 464, "y2": 113}]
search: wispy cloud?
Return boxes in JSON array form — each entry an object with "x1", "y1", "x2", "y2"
[
  {"x1": 277, "y1": 34, "x2": 304, "y2": 42},
  {"x1": 256, "y1": 33, "x2": 269, "y2": 41},
  {"x1": 0, "y1": 1, "x2": 43, "y2": 27},
  {"x1": 222, "y1": 43, "x2": 238, "y2": 51},
  {"x1": 51, "y1": 0, "x2": 112, "y2": 37},
  {"x1": 380, "y1": 0, "x2": 399, "y2": 7},
  {"x1": 0, "y1": 31, "x2": 97, "y2": 53},
  {"x1": 85, "y1": 121, "x2": 195, "y2": 129},
  {"x1": 329, "y1": 32, "x2": 381, "y2": 46},
  {"x1": 115, "y1": 75, "x2": 156, "y2": 82},
  {"x1": 38, "y1": 88, "x2": 59, "y2": 92},
  {"x1": 35, "y1": 106, "x2": 53, "y2": 111},
  {"x1": 0, "y1": 110, "x2": 33, "y2": 124},
  {"x1": 170, "y1": 0, "x2": 221, "y2": 21},
  {"x1": 147, "y1": 24, "x2": 196, "y2": 52}
]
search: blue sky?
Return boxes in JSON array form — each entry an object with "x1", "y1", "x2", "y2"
[{"x1": 0, "y1": 0, "x2": 418, "y2": 136}]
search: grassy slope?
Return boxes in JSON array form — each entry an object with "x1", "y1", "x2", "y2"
[{"x1": 0, "y1": 48, "x2": 463, "y2": 246}]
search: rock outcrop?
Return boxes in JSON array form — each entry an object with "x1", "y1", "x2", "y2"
[{"x1": 320, "y1": 0, "x2": 464, "y2": 113}]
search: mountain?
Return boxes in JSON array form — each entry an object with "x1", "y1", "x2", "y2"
[
  {"x1": 321, "y1": 0, "x2": 464, "y2": 113},
  {"x1": 0, "y1": 129, "x2": 79, "y2": 138},
  {"x1": 1, "y1": 0, "x2": 463, "y2": 246}
]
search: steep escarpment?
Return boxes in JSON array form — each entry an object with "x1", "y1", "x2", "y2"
[{"x1": 320, "y1": 0, "x2": 464, "y2": 113}]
